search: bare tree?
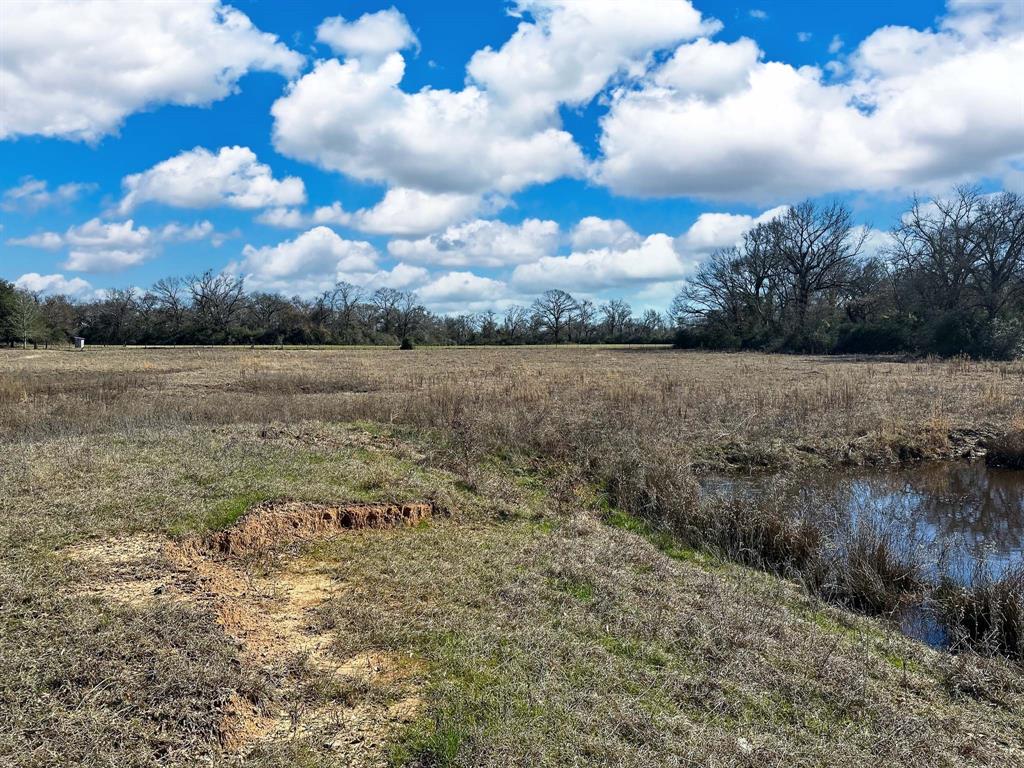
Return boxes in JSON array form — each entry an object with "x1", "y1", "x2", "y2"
[
  {"x1": 737, "y1": 223, "x2": 781, "y2": 328},
  {"x1": 395, "y1": 291, "x2": 423, "y2": 340},
  {"x1": 572, "y1": 299, "x2": 597, "y2": 342},
  {"x1": 600, "y1": 299, "x2": 632, "y2": 340},
  {"x1": 531, "y1": 289, "x2": 577, "y2": 343},
  {"x1": 327, "y1": 281, "x2": 365, "y2": 341},
  {"x1": 971, "y1": 191, "x2": 1024, "y2": 319},
  {"x1": 149, "y1": 276, "x2": 188, "y2": 340},
  {"x1": 186, "y1": 271, "x2": 245, "y2": 341},
  {"x1": 479, "y1": 309, "x2": 499, "y2": 341},
  {"x1": 371, "y1": 287, "x2": 403, "y2": 334},
  {"x1": 101, "y1": 288, "x2": 138, "y2": 345},
  {"x1": 502, "y1": 305, "x2": 529, "y2": 341},
  {"x1": 446, "y1": 313, "x2": 478, "y2": 344},
  {"x1": 676, "y1": 227, "x2": 781, "y2": 335},
  {"x1": 40, "y1": 294, "x2": 78, "y2": 346},
  {"x1": 889, "y1": 187, "x2": 981, "y2": 312},
  {"x1": 677, "y1": 248, "x2": 748, "y2": 326},
  {"x1": 7, "y1": 291, "x2": 42, "y2": 348},
  {"x1": 639, "y1": 309, "x2": 664, "y2": 336},
  {"x1": 769, "y1": 201, "x2": 866, "y2": 342},
  {"x1": 248, "y1": 292, "x2": 292, "y2": 343}
]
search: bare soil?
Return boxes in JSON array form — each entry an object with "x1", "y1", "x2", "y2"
[
  {"x1": 63, "y1": 500, "x2": 431, "y2": 765},
  {"x1": 198, "y1": 500, "x2": 433, "y2": 558}
]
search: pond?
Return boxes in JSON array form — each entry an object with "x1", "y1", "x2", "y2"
[{"x1": 704, "y1": 461, "x2": 1024, "y2": 647}]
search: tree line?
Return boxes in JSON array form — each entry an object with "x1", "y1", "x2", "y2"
[
  {"x1": 0, "y1": 272, "x2": 671, "y2": 348},
  {"x1": 2, "y1": 187, "x2": 1021, "y2": 356},
  {"x1": 673, "y1": 188, "x2": 1024, "y2": 358}
]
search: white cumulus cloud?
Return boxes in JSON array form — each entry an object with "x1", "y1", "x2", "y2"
[
  {"x1": 653, "y1": 37, "x2": 760, "y2": 99},
  {"x1": 271, "y1": 1, "x2": 717, "y2": 206},
  {"x1": 117, "y1": 146, "x2": 306, "y2": 214},
  {"x1": 362, "y1": 262, "x2": 430, "y2": 291},
  {"x1": 316, "y1": 8, "x2": 419, "y2": 60},
  {"x1": 512, "y1": 204, "x2": 788, "y2": 292},
  {"x1": 512, "y1": 233, "x2": 693, "y2": 291},
  {"x1": 272, "y1": 53, "x2": 584, "y2": 196},
  {"x1": 8, "y1": 217, "x2": 219, "y2": 272},
  {"x1": 258, "y1": 189, "x2": 493, "y2": 237},
  {"x1": 257, "y1": 203, "x2": 353, "y2": 229},
  {"x1": 467, "y1": 0, "x2": 717, "y2": 121},
  {"x1": 418, "y1": 271, "x2": 509, "y2": 304},
  {"x1": 569, "y1": 217, "x2": 643, "y2": 251},
  {"x1": 0, "y1": 0, "x2": 301, "y2": 142},
  {"x1": 230, "y1": 226, "x2": 433, "y2": 295},
  {"x1": 1, "y1": 178, "x2": 95, "y2": 212},
  {"x1": 353, "y1": 188, "x2": 486, "y2": 235},
  {"x1": 65, "y1": 249, "x2": 150, "y2": 272},
  {"x1": 596, "y1": 5, "x2": 1024, "y2": 202},
  {"x1": 677, "y1": 206, "x2": 789, "y2": 252},
  {"x1": 389, "y1": 218, "x2": 560, "y2": 267},
  {"x1": 236, "y1": 226, "x2": 377, "y2": 281},
  {"x1": 14, "y1": 272, "x2": 95, "y2": 298}
]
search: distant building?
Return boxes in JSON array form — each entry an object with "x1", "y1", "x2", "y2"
[{"x1": 73, "y1": 337, "x2": 86, "y2": 350}]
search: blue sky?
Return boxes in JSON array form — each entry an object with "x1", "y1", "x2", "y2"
[{"x1": 1, "y1": 0, "x2": 1021, "y2": 313}]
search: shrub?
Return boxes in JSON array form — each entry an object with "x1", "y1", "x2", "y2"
[
  {"x1": 400, "y1": 337, "x2": 415, "y2": 350},
  {"x1": 673, "y1": 325, "x2": 740, "y2": 350},
  {"x1": 918, "y1": 311, "x2": 1024, "y2": 360},
  {"x1": 833, "y1": 320, "x2": 911, "y2": 354},
  {"x1": 598, "y1": 437, "x2": 700, "y2": 526},
  {"x1": 976, "y1": 317, "x2": 1024, "y2": 360}
]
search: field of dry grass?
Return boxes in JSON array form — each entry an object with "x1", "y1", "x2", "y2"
[
  {"x1": 2, "y1": 346, "x2": 1023, "y2": 767},
  {"x1": 3, "y1": 345, "x2": 1020, "y2": 464}
]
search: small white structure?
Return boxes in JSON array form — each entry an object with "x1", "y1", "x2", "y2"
[{"x1": 73, "y1": 336, "x2": 86, "y2": 350}]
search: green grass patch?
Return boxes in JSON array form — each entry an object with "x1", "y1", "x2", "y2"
[
  {"x1": 169, "y1": 491, "x2": 268, "y2": 536},
  {"x1": 602, "y1": 507, "x2": 719, "y2": 568},
  {"x1": 550, "y1": 576, "x2": 595, "y2": 603},
  {"x1": 598, "y1": 635, "x2": 673, "y2": 669},
  {"x1": 529, "y1": 518, "x2": 556, "y2": 534},
  {"x1": 390, "y1": 712, "x2": 467, "y2": 768}
]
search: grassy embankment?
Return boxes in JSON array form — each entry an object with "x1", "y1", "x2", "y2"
[{"x1": 1, "y1": 346, "x2": 1023, "y2": 767}]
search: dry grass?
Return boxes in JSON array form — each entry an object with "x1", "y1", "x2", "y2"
[
  {"x1": 0, "y1": 347, "x2": 1019, "y2": 466},
  {"x1": 939, "y1": 567, "x2": 1024, "y2": 660},
  {"x1": 2, "y1": 346, "x2": 1023, "y2": 766}
]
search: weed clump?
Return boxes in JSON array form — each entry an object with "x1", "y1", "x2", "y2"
[
  {"x1": 597, "y1": 437, "x2": 699, "y2": 526},
  {"x1": 688, "y1": 495, "x2": 825, "y2": 581},
  {"x1": 829, "y1": 524, "x2": 924, "y2": 614},
  {"x1": 937, "y1": 566, "x2": 1024, "y2": 660}
]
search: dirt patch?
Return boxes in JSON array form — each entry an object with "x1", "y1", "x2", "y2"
[
  {"x1": 62, "y1": 533, "x2": 181, "y2": 607},
  {"x1": 199, "y1": 500, "x2": 432, "y2": 558},
  {"x1": 62, "y1": 500, "x2": 431, "y2": 763}
]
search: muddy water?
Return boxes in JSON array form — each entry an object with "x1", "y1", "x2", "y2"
[
  {"x1": 709, "y1": 462, "x2": 1024, "y2": 578},
  {"x1": 705, "y1": 462, "x2": 1024, "y2": 646}
]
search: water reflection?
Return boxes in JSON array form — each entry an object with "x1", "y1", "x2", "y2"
[
  {"x1": 708, "y1": 462, "x2": 1024, "y2": 579},
  {"x1": 829, "y1": 463, "x2": 1024, "y2": 577},
  {"x1": 704, "y1": 462, "x2": 1024, "y2": 649}
]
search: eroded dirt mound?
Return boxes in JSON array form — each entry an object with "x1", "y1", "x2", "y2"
[
  {"x1": 200, "y1": 501, "x2": 432, "y2": 558},
  {"x1": 63, "y1": 499, "x2": 430, "y2": 765}
]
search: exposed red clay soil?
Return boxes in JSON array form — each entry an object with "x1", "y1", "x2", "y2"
[
  {"x1": 200, "y1": 500, "x2": 432, "y2": 558},
  {"x1": 63, "y1": 499, "x2": 432, "y2": 764}
]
